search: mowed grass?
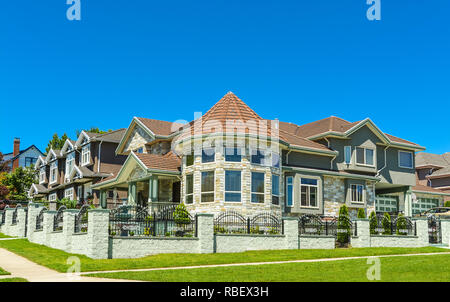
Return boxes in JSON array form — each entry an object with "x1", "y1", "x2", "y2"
[
  {"x1": 0, "y1": 233, "x2": 12, "y2": 239},
  {"x1": 0, "y1": 267, "x2": 11, "y2": 276},
  {"x1": 0, "y1": 238, "x2": 446, "y2": 273},
  {"x1": 0, "y1": 278, "x2": 28, "y2": 282},
  {"x1": 87, "y1": 254, "x2": 450, "y2": 282}
]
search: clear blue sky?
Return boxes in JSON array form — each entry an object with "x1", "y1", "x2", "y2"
[{"x1": 1, "y1": 1, "x2": 449, "y2": 154}]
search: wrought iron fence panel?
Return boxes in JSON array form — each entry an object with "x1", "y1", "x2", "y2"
[
  {"x1": 428, "y1": 215, "x2": 442, "y2": 244},
  {"x1": 249, "y1": 212, "x2": 282, "y2": 235},
  {"x1": 370, "y1": 214, "x2": 415, "y2": 236},
  {"x1": 214, "y1": 211, "x2": 247, "y2": 234},
  {"x1": 0, "y1": 210, "x2": 4, "y2": 226},
  {"x1": 36, "y1": 207, "x2": 48, "y2": 231},
  {"x1": 53, "y1": 206, "x2": 66, "y2": 232},
  {"x1": 393, "y1": 216, "x2": 415, "y2": 236},
  {"x1": 12, "y1": 204, "x2": 21, "y2": 224},
  {"x1": 298, "y1": 214, "x2": 329, "y2": 236},
  {"x1": 326, "y1": 216, "x2": 356, "y2": 238},
  {"x1": 74, "y1": 205, "x2": 90, "y2": 233},
  {"x1": 109, "y1": 205, "x2": 196, "y2": 237}
]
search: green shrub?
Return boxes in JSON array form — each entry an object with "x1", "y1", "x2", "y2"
[
  {"x1": 382, "y1": 212, "x2": 392, "y2": 235},
  {"x1": 173, "y1": 203, "x2": 191, "y2": 225},
  {"x1": 445, "y1": 201, "x2": 450, "y2": 207},
  {"x1": 396, "y1": 214, "x2": 408, "y2": 235},
  {"x1": 357, "y1": 208, "x2": 366, "y2": 219},
  {"x1": 369, "y1": 211, "x2": 377, "y2": 235},
  {"x1": 57, "y1": 198, "x2": 78, "y2": 209},
  {"x1": 337, "y1": 205, "x2": 351, "y2": 244}
]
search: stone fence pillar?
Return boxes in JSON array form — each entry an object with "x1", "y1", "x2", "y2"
[
  {"x1": 412, "y1": 217, "x2": 428, "y2": 247},
  {"x1": 351, "y1": 219, "x2": 370, "y2": 248},
  {"x1": 87, "y1": 209, "x2": 110, "y2": 259},
  {"x1": 16, "y1": 208, "x2": 27, "y2": 238},
  {"x1": 197, "y1": 214, "x2": 214, "y2": 253},
  {"x1": 63, "y1": 210, "x2": 78, "y2": 253},
  {"x1": 43, "y1": 211, "x2": 57, "y2": 246},
  {"x1": 27, "y1": 203, "x2": 41, "y2": 239},
  {"x1": 283, "y1": 217, "x2": 299, "y2": 249},
  {"x1": 3, "y1": 208, "x2": 15, "y2": 236},
  {"x1": 440, "y1": 218, "x2": 450, "y2": 246}
]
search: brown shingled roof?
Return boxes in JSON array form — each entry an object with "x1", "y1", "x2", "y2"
[
  {"x1": 136, "y1": 118, "x2": 185, "y2": 137},
  {"x1": 413, "y1": 184, "x2": 449, "y2": 195},
  {"x1": 135, "y1": 151, "x2": 181, "y2": 173}
]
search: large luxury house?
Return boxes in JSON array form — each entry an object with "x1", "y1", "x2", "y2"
[
  {"x1": 89, "y1": 92, "x2": 439, "y2": 218},
  {"x1": 29, "y1": 129, "x2": 127, "y2": 208}
]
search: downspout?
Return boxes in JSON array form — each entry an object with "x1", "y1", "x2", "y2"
[
  {"x1": 376, "y1": 145, "x2": 390, "y2": 177},
  {"x1": 98, "y1": 141, "x2": 103, "y2": 173},
  {"x1": 286, "y1": 150, "x2": 292, "y2": 165}
]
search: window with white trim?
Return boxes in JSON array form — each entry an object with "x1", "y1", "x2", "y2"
[
  {"x1": 39, "y1": 167, "x2": 46, "y2": 184},
  {"x1": 185, "y1": 174, "x2": 194, "y2": 204},
  {"x1": 65, "y1": 188, "x2": 74, "y2": 200},
  {"x1": 81, "y1": 144, "x2": 91, "y2": 166},
  {"x1": 201, "y1": 171, "x2": 214, "y2": 202},
  {"x1": 350, "y1": 184, "x2": 364, "y2": 203},
  {"x1": 344, "y1": 146, "x2": 352, "y2": 164},
  {"x1": 65, "y1": 152, "x2": 75, "y2": 180},
  {"x1": 225, "y1": 170, "x2": 241, "y2": 202},
  {"x1": 272, "y1": 175, "x2": 280, "y2": 205},
  {"x1": 300, "y1": 178, "x2": 318, "y2": 208},
  {"x1": 251, "y1": 172, "x2": 265, "y2": 203},
  {"x1": 399, "y1": 151, "x2": 413, "y2": 169},
  {"x1": 356, "y1": 147, "x2": 374, "y2": 166},
  {"x1": 49, "y1": 161, "x2": 57, "y2": 184},
  {"x1": 286, "y1": 176, "x2": 293, "y2": 207},
  {"x1": 49, "y1": 193, "x2": 57, "y2": 202}
]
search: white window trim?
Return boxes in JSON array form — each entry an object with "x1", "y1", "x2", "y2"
[
  {"x1": 251, "y1": 171, "x2": 265, "y2": 203},
  {"x1": 398, "y1": 151, "x2": 414, "y2": 169},
  {"x1": 65, "y1": 152, "x2": 75, "y2": 181},
  {"x1": 39, "y1": 167, "x2": 46, "y2": 184},
  {"x1": 344, "y1": 146, "x2": 352, "y2": 164},
  {"x1": 300, "y1": 178, "x2": 320, "y2": 209},
  {"x1": 49, "y1": 161, "x2": 58, "y2": 184},
  {"x1": 81, "y1": 144, "x2": 91, "y2": 167},
  {"x1": 49, "y1": 193, "x2": 57, "y2": 202},
  {"x1": 200, "y1": 170, "x2": 215, "y2": 203},
  {"x1": 356, "y1": 147, "x2": 375, "y2": 167},
  {"x1": 350, "y1": 184, "x2": 365, "y2": 204},
  {"x1": 224, "y1": 170, "x2": 242, "y2": 203},
  {"x1": 185, "y1": 174, "x2": 194, "y2": 204},
  {"x1": 285, "y1": 176, "x2": 294, "y2": 207},
  {"x1": 64, "y1": 188, "x2": 74, "y2": 200}
]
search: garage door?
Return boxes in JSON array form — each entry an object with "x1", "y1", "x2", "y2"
[
  {"x1": 376, "y1": 195, "x2": 399, "y2": 213},
  {"x1": 412, "y1": 198, "x2": 439, "y2": 215}
]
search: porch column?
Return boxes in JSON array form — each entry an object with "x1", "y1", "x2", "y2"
[
  {"x1": 100, "y1": 190, "x2": 107, "y2": 209},
  {"x1": 128, "y1": 182, "x2": 137, "y2": 205},
  {"x1": 148, "y1": 176, "x2": 158, "y2": 203},
  {"x1": 404, "y1": 187, "x2": 412, "y2": 217}
]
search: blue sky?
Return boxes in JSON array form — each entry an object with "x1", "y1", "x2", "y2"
[{"x1": 0, "y1": 1, "x2": 449, "y2": 154}]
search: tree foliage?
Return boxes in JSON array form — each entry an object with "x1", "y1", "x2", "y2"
[
  {"x1": 396, "y1": 213, "x2": 407, "y2": 236},
  {"x1": 0, "y1": 167, "x2": 37, "y2": 201},
  {"x1": 382, "y1": 212, "x2": 392, "y2": 235},
  {"x1": 369, "y1": 211, "x2": 377, "y2": 235},
  {"x1": 45, "y1": 133, "x2": 69, "y2": 154},
  {"x1": 75, "y1": 128, "x2": 112, "y2": 137},
  {"x1": 357, "y1": 208, "x2": 366, "y2": 219},
  {"x1": 337, "y1": 205, "x2": 351, "y2": 244},
  {"x1": 0, "y1": 152, "x2": 10, "y2": 173}
]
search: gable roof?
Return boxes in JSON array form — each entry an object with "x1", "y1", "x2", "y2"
[
  {"x1": 7, "y1": 145, "x2": 44, "y2": 161},
  {"x1": 416, "y1": 152, "x2": 450, "y2": 168},
  {"x1": 134, "y1": 151, "x2": 181, "y2": 173},
  {"x1": 136, "y1": 118, "x2": 184, "y2": 137}
]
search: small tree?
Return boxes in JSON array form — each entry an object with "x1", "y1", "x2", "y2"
[
  {"x1": 2, "y1": 167, "x2": 37, "y2": 201},
  {"x1": 369, "y1": 211, "x2": 377, "y2": 235},
  {"x1": 396, "y1": 214, "x2": 408, "y2": 235},
  {"x1": 173, "y1": 203, "x2": 191, "y2": 225},
  {"x1": 357, "y1": 208, "x2": 366, "y2": 219},
  {"x1": 337, "y1": 205, "x2": 351, "y2": 245},
  {"x1": 445, "y1": 201, "x2": 450, "y2": 207},
  {"x1": 382, "y1": 212, "x2": 392, "y2": 235}
]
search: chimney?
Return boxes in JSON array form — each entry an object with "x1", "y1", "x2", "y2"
[{"x1": 12, "y1": 138, "x2": 20, "y2": 171}]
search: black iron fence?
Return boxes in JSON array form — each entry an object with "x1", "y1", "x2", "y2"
[
  {"x1": 53, "y1": 206, "x2": 66, "y2": 232},
  {"x1": 214, "y1": 211, "x2": 282, "y2": 235},
  {"x1": 74, "y1": 205, "x2": 89, "y2": 233},
  {"x1": 428, "y1": 215, "x2": 442, "y2": 244},
  {"x1": 370, "y1": 214, "x2": 416, "y2": 236},
  {"x1": 109, "y1": 205, "x2": 196, "y2": 237},
  {"x1": 36, "y1": 207, "x2": 47, "y2": 231}
]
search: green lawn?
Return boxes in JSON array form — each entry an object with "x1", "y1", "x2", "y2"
[
  {"x1": 0, "y1": 278, "x2": 28, "y2": 282},
  {"x1": 0, "y1": 239, "x2": 446, "y2": 273},
  {"x1": 86, "y1": 254, "x2": 450, "y2": 282},
  {"x1": 0, "y1": 267, "x2": 11, "y2": 276},
  {"x1": 0, "y1": 233, "x2": 12, "y2": 239}
]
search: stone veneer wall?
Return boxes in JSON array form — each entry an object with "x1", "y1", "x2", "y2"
[
  {"x1": 182, "y1": 150, "x2": 282, "y2": 217},
  {"x1": 323, "y1": 176, "x2": 345, "y2": 217},
  {"x1": 123, "y1": 125, "x2": 153, "y2": 154}
]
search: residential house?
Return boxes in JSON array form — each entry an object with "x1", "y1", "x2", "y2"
[
  {"x1": 1, "y1": 138, "x2": 43, "y2": 171},
  {"x1": 29, "y1": 129, "x2": 128, "y2": 208},
  {"x1": 92, "y1": 92, "x2": 426, "y2": 218}
]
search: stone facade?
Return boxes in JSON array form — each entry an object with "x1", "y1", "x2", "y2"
[
  {"x1": 323, "y1": 176, "x2": 345, "y2": 217},
  {"x1": 182, "y1": 150, "x2": 282, "y2": 217},
  {"x1": 123, "y1": 125, "x2": 153, "y2": 153}
]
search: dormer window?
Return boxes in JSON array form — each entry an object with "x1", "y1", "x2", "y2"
[
  {"x1": 65, "y1": 152, "x2": 75, "y2": 180},
  {"x1": 49, "y1": 161, "x2": 57, "y2": 184},
  {"x1": 356, "y1": 147, "x2": 374, "y2": 166},
  {"x1": 81, "y1": 144, "x2": 91, "y2": 166}
]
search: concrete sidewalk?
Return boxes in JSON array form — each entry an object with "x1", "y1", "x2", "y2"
[{"x1": 0, "y1": 248, "x2": 138, "y2": 282}]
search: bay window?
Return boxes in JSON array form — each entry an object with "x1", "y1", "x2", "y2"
[
  {"x1": 201, "y1": 171, "x2": 214, "y2": 202},
  {"x1": 224, "y1": 148, "x2": 241, "y2": 162},
  {"x1": 185, "y1": 174, "x2": 194, "y2": 204},
  {"x1": 225, "y1": 170, "x2": 241, "y2": 202},
  {"x1": 272, "y1": 175, "x2": 279, "y2": 205},
  {"x1": 286, "y1": 176, "x2": 293, "y2": 207},
  {"x1": 251, "y1": 172, "x2": 265, "y2": 203}
]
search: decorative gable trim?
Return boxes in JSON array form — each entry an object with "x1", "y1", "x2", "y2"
[
  {"x1": 74, "y1": 131, "x2": 91, "y2": 148},
  {"x1": 115, "y1": 117, "x2": 155, "y2": 155}
]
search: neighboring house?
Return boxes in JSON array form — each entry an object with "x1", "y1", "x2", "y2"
[
  {"x1": 92, "y1": 92, "x2": 426, "y2": 218},
  {"x1": 414, "y1": 152, "x2": 450, "y2": 209},
  {"x1": 29, "y1": 129, "x2": 128, "y2": 207},
  {"x1": 1, "y1": 138, "x2": 43, "y2": 171}
]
